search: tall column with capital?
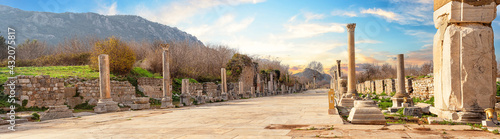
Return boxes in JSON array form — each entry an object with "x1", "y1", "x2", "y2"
[
  {"x1": 161, "y1": 44, "x2": 174, "y2": 108},
  {"x1": 346, "y1": 23, "x2": 358, "y2": 98}
]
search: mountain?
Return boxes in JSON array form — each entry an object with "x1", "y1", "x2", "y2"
[
  {"x1": 293, "y1": 68, "x2": 331, "y2": 83},
  {"x1": 0, "y1": 5, "x2": 203, "y2": 45}
]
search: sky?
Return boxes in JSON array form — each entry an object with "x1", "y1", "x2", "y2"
[{"x1": 3, "y1": 0, "x2": 500, "y2": 74}]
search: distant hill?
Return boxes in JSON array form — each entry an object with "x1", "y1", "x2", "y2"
[
  {"x1": 293, "y1": 68, "x2": 331, "y2": 83},
  {"x1": 0, "y1": 5, "x2": 203, "y2": 45}
]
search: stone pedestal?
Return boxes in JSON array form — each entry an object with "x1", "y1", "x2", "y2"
[
  {"x1": 433, "y1": 0, "x2": 498, "y2": 123},
  {"x1": 328, "y1": 89, "x2": 339, "y2": 115},
  {"x1": 40, "y1": 105, "x2": 73, "y2": 121},
  {"x1": 94, "y1": 98, "x2": 120, "y2": 113},
  {"x1": 161, "y1": 97, "x2": 174, "y2": 108},
  {"x1": 347, "y1": 100, "x2": 386, "y2": 125},
  {"x1": 130, "y1": 97, "x2": 150, "y2": 110},
  {"x1": 339, "y1": 97, "x2": 355, "y2": 108}
]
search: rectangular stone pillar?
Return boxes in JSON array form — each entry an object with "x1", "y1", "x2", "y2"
[
  {"x1": 161, "y1": 44, "x2": 174, "y2": 108},
  {"x1": 433, "y1": 0, "x2": 498, "y2": 123},
  {"x1": 239, "y1": 81, "x2": 244, "y2": 98},
  {"x1": 251, "y1": 87, "x2": 255, "y2": 98},
  {"x1": 180, "y1": 79, "x2": 191, "y2": 106},
  {"x1": 336, "y1": 60, "x2": 342, "y2": 94},
  {"x1": 94, "y1": 54, "x2": 119, "y2": 113},
  {"x1": 221, "y1": 68, "x2": 228, "y2": 101}
]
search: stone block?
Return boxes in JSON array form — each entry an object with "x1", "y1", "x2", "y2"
[
  {"x1": 434, "y1": 1, "x2": 497, "y2": 28},
  {"x1": 436, "y1": 24, "x2": 496, "y2": 112},
  {"x1": 130, "y1": 103, "x2": 150, "y2": 110},
  {"x1": 415, "y1": 103, "x2": 432, "y2": 114},
  {"x1": 348, "y1": 100, "x2": 386, "y2": 125},
  {"x1": 403, "y1": 107, "x2": 423, "y2": 117},
  {"x1": 40, "y1": 105, "x2": 73, "y2": 121},
  {"x1": 94, "y1": 98, "x2": 120, "y2": 113}
]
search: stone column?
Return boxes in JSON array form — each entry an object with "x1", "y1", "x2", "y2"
[
  {"x1": 433, "y1": 0, "x2": 498, "y2": 123},
  {"x1": 336, "y1": 60, "x2": 342, "y2": 94},
  {"x1": 99, "y1": 54, "x2": 111, "y2": 99},
  {"x1": 239, "y1": 81, "x2": 244, "y2": 98},
  {"x1": 94, "y1": 54, "x2": 119, "y2": 113},
  {"x1": 180, "y1": 79, "x2": 191, "y2": 106},
  {"x1": 270, "y1": 73, "x2": 273, "y2": 92},
  {"x1": 346, "y1": 23, "x2": 357, "y2": 98},
  {"x1": 161, "y1": 44, "x2": 174, "y2": 108},
  {"x1": 257, "y1": 75, "x2": 261, "y2": 94},
  {"x1": 391, "y1": 54, "x2": 411, "y2": 108},
  {"x1": 221, "y1": 68, "x2": 228, "y2": 100},
  {"x1": 251, "y1": 87, "x2": 255, "y2": 98}
]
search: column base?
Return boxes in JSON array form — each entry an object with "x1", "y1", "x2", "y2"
[
  {"x1": 94, "y1": 98, "x2": 120, "y2": 113},
  {"x1": 347, "y1": 100, "x2": 386, "y2": 125},
  {"x1": 328, "y1": 108, "x2": 339, "y2": 115},
  {"x1": 180, "y1": 93, "x2": 192, "y2": 106},
  {"x1": 391, "y1": 97, "x2": 413, "y2": 108},
  {"x1": 339, "y1": 97, "x2": 355, "y2": 108},
  {"x1": 160, "y1": 97, "x2": 175, "y2": 108}
]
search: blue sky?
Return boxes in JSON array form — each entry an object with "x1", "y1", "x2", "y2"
[{"x1": 3, "y1": 0, "x2": 500, "y2": 73}]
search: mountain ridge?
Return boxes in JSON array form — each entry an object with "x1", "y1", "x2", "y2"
[{"x1": 0, "y1": 5, "x2": 203, "y2": 45}]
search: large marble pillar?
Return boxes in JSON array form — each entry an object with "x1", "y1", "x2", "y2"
[
  {"x1": 161, "y1": 44, "x2": 174, "y2": 108},
  {"x1": 346, "y1": 23, "x2": 357, "y2": 98},
  {"x1": 432, "y1": 0, "x2": 498, "y2": 123},
  {"x1": 391, "y1": 54, "x2": 412, "y2": 108},
  {"x1": 94, "y1": 54, "x2": 119, "y2": 113}
]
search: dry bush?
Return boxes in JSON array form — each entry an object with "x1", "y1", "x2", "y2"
[
  {"x1": 17, "y1": 39, "x2": 49, "y2": 60},
  {"x1": 54, "y1": 36, "x2": 97, "y2": 54},
  {"x1": 90, "y1": 36, "x2": 136, "y2": 75},
  {"x1": 141, "y1": 40, "x2": 237, "y2": 81}
]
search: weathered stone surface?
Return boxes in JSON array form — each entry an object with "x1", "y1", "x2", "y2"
[
  {"x1": 403, "y1": 107, "x2": 423, "y2": 118},
  {"x1": 348, "y1": 100, "x2": 386, "y2": 125},
  {"x1": 436, "y1": 24, "x2": 496, "y2": 114},
  {"x1": 94, "y1": 98, "x2": 120, "y2": 113},
  {"x1": 130, "y1": 104, "x2": 150, "y2": 110},
  {"x1": 374, "y1": 80, "x2": 385, "y2": 94},
  {"x1": 415, "y1": 103, "x2": 432, "y2": 114},
  {"x1": 40, "y1": 105, "x2": 73, "y2": 121}
]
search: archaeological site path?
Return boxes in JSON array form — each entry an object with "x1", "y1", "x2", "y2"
[{"x1": 0, "y1": 89, "x2": 497, "y2": 138}]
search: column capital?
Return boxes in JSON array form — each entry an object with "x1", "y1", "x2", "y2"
[
  {"x1": 336, "y1": 60, "x2": 341, "y2": 65},
  {"x1": 161, "y1": 43, "x2": 170, "y2": 51},
  {"x1": 346, "y1": 23, "x2": 356, "y2": 32}
]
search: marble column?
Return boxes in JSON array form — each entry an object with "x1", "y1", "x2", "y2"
[
  {"x1": 161, "y1": 44, "x2": 174, "y2": 108},
  {"x1": 346, "y1": 23, "x2": 357, "y2": 98},
  {"x1": 221, "y1": 68, "x2": 228, "y2": 100},
  {"x1": 391, "y1": 54, "x2": 411, "y2": 108},
  {"x1": 94, "y1": 54, "x2": 119, "y2": 113},
  {"x1": 336, "y1": 60, "x2": 342, "y2": 94}
]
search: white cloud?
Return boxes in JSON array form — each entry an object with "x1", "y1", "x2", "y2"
[
  {"x1": 303, "y1": 11, "x2": 325, "y2": 22},
  {"x1": 331, "y1": 10, "x2": 357, "y2": 17},
  {"x1": 134, "y1": 0, "x2": 265, "y2": 26},
  {"x1": 356, "y1": 39, "x2": 382, "y2": 44},
  {"x1": 184, "y1": 13, "x2": 255, "y2": 42},
  {"x1": 403, "y1": 30, "x2": 434, "y2": 42},
  {"x1": 361, "y1": 8, "x2": 400, "y2": 22},
  {"x1": 283, "y1": 23, "x2": 345, "y2": 38},
  {"x1": 96, "y1": 2, "x2": 118, "y2": 15}
]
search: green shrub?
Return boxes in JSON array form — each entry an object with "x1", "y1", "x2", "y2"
[
  {"x1": 22, "y1": 99, "x2": 28, "y2": 107},
  {"x1": 390, "y1": 92, "x2": 395, "y2": 96},
  {"x1": 379, "y1": 92, "x2": 387, "y2": 96},
  {"x1": 149, "y1": 98, "x2": 161, "y2": 105},
  {"x1": 397, "y1": 107, "x2": 405, "y2": 116},
  {"x1": 90, "y1": 36, "x2": 136, "y2": 75},
  {"x1": 74, "y1": 101, "x2": 95, "y2": 110},
  {"x1": 378, "y1": 102, "x2": 393, "y2": 110},
  {"x1": 31, "y1": 112, "x2": 40, "y2": 120}
]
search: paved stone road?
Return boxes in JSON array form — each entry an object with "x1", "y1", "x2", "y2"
[
  {"x1": 1, "y1": 89, "x2": 498, "y2": 138},
  {"x1": 0, "y1": 89, "x2": 343, "y2": 138}
]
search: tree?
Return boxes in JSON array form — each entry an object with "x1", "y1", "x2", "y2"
[
  {"x1": 0, "y1": 32, "x2": 7, "y2": 59},
  {"x1": 90, "y1": 36, "x2": 136, "y2": 75},
  {"x1": 307, "y1": 61, "x2": 323, "y2": 73},
  {"x1": 17, "y1": 39, "x2": 48, "y2": 60}
]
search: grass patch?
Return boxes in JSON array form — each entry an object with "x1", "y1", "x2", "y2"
[
  {"x1": 0, "y1": 65, "x2": 118, "y2": 83},
  {"x1": 73, "y1": 109, "x2": 94, "y2": 113},
  {"x1": 413, "y1": 97, "x2": 434, "y2": 106},
  {"x1": 74, "y1": 101, "x2": 95, "y2": 110}
]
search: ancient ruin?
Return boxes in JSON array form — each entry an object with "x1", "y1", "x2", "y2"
[
  {"x1": 432, "y1": 0, "x2": 498, "y2": 123},
  {"x1": 161, "y1": 44, "x2": 174, "y2": 108},
  {"x1": 391, "y1": 54, "x2": 413, "y2": 108},
  {"x1": 94, "y1": 54, "x2": 120, "y2": 113}
]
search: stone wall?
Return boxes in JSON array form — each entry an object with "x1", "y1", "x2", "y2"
[
  {"x1": 374, "y1": 80, "x2": 385, "y2": 94},
  {"x1": 3, "y1": 75, "x2": 135, "y2": 108},
  {"x1": 4, "y1": 75, "x2": 304, "y2": 108},
  {"x1": 137, "y1": 77, "x2": 163, "y2": 99},
  {"x1": 76, "y1": 79, "x2": 135, "y2": 105},
  {"x1": 356, "y1": 77, "x2": 434, "y2": 99}
]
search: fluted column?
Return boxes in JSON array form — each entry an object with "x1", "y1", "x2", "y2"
[{"x1": 346, "y1": 23, "x2": 357, "y2": 98}]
